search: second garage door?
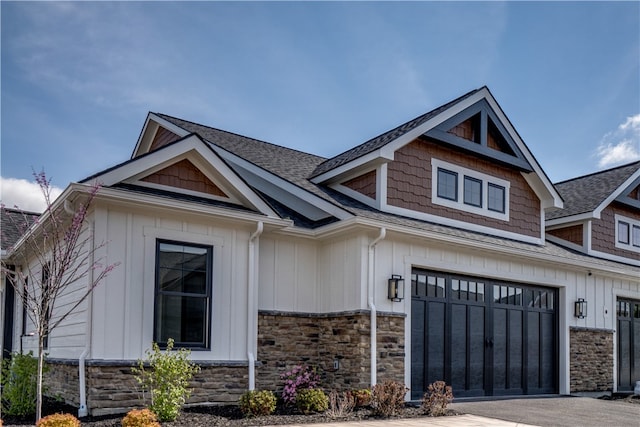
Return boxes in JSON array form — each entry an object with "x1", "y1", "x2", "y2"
[{"x1": 411, "y1": 268, "x2": 558, "y2": 399}]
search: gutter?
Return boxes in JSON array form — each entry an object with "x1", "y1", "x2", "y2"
[
  {"x1": 367, "y1": 227, "x2": 386, "y2": 387},
  {"x1": 247, "y1": 221, "x2": 263, "y2": 390},
  {"x1": 78, "y1": 218, "x2": 95, "y2": 418}
]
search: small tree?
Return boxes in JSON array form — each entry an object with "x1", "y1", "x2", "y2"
[{"x1": 1, "y1": 171, "x2": 119, "y2": 421}]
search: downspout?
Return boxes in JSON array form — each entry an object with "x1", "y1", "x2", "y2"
[
  {"x1": 247, "y1": 221, "x2": 263, "y2": 391},
  {"x1": 77, "y1": 209, "x2": 93, "y2": 418},
  {"x1": 368, "y1": 227, "x2": 386, "y2": 387}
]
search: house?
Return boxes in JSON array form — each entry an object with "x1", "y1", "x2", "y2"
[
  {"x1": 3, "y1": 86, "x2": 639, "y2": 416},
  {"x1": 1, "y1": 208, "x2": 40, "y2": 360}
]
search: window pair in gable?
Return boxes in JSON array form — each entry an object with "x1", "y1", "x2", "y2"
[
  {"x1": 617, "y1": 217, "x2": 640, "y2": 250},
  {"x1": 154, "y1": 240, "x2": 213, "y2": 349},
  {"x1": 434, "y1": 159, "x2": 509, "y2": 220}
]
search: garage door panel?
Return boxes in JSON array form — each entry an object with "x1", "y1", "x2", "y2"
[{"x1": 411, "y1": 268, "x2": 557, "y2": 398}]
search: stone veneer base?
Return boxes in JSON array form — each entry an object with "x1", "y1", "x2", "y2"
[
  {"x1": 43, "y1": 309, "x2": 406, "y2": 416},
  {"x1": 569, "y1": 327, "x2": 614, "y2": 392}
]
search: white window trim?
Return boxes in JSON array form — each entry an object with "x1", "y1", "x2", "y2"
[
  {"x1": 615, "y1": 214, "x2": 640, "y2": 253},
  {"x1": 431, "y1": 158, "x2": 510, "y2": 221}
]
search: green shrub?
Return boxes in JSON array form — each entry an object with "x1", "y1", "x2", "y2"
[
  {"x1": 351, "y1": 388, "x2": 372, "y2": 407},
  {"x1": 132, "y1": 339, "x2": 201, "y2": 422},
  {"x1": 370, "y1": 380, "x2": 408, "y2": 418},
  {"x1": 296, "y1": 388, "x2": 328, "y2": 414},
  {"x1": 36, "y1": 413, "x2": 81, "y2": 427},
  {"x1": 121, "y1": 408, "x2": 160, "y2": 427},
  {"x1": 0, "y1": 351, "x2": 41, "y2": 416},
  {"x1": 239, "y1": 390, "x2": 277, "y2": 417},
  {"x1": 421, "y1": 380, "x2": 454, "y2": 416}
]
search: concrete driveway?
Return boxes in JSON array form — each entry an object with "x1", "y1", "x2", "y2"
[{"x1": 450, "y1": 396, "x2": 639, "y2": 427}]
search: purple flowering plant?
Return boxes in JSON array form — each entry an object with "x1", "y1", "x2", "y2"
[{"x1": 280, "y1": 365, "x2": 320, "y2": 404}]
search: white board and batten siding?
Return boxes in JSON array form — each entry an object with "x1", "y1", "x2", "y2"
[{"x1": 88, "y1": 204, "x2": 254, "y2": 361}]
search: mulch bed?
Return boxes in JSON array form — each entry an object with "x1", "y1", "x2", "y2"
[{"x1": 1, "y1": 399, "x2": 456, "y2": 426}]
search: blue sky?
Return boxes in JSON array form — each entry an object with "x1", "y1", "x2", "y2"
[{"x1": 1, "y1": 1, "x2": 639, "y2": 211}]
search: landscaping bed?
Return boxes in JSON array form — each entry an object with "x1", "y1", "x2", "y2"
[{"x1": 2, "y1": 398, "x2": 458, "y2": 426}]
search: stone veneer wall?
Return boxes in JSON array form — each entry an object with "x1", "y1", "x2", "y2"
[
  {"x1": 45, "y1": 359, "x2": 248, "y2": 417},
  {"x1": 43, "y1": 310, "x2": 405, "y2": 416},
  {"x1": 569, "y1": 327, "x2": 614, "y2": 392},
  {"x1": 257, "y1": 310, "x2": 405, "y2": 392}
]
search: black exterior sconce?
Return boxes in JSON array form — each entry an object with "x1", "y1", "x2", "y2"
[
  {"x1": 388, "y1": 274, "x2": 405, "y2": 302},
  {"x1": 575, "y1": 298, "x2": 587, "y2": 319}
]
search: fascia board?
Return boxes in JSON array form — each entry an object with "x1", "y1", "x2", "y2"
[
  {"x1": 586, "y1": 248, "x2": 640, "y2": 268},
  {"x1": 312, "y1": 216, "x2": 640, "y2": 279},
  {"x1": 131, "y1": 113, "x2": 190, "y2": 159},
  {"x1": 95, "y1": 135, "x2": 280, "y2": 218},
  {"x1": 93, "y1": 186, "x2": 292, "y2": 228},
  {"x1": 594, "y1": 168, "x2": 640, "y2": 216},
  {"x1": 546, "y1": 212, "x2": 597, "y2": 227},
  {"x1": 310, "y1": 151, "x2": 394, "y2": 184},
  {"x1": 213, "y1": 146, "x2": 353, "y2": 221}
]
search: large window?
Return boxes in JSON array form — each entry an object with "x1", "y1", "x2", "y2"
[
  {"x1": 154, "y1": 240, "x2": 212, "y2": 349},
  {"x1": 431, "y1": 158, "x2": 510, "y2": 221},
  {"x1": 615, "y1": 214, "x2": 640, "y2": 253}
]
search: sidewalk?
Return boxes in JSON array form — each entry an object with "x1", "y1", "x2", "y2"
[{"x1": 276, "y1": 414, "x2": 538, "y2": 427}]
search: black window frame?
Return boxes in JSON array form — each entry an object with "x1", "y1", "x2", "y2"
[
  {"x1": 154, "y1": 239, "x2": 213, "y2": 350},
  {"x1": 463, "y1": 175, "x2": 483, "y2": 208},
  {"x1": 488, "y1": 183, "x2": 506, "y2": 213},
  {"x1": 618, "y1": 221, "x2": 630, "y2": 244},
  {"x1": 633, "y1": 225, "x2": 640, "y2": 248},
  {"x1": 437, "y1": 168, "x2": 458, "y2": 201},
  {"x1": 21, "y1": 277, "x2": 29, "y2": 336}
]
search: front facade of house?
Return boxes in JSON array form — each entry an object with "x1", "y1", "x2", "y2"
[{"x1": 4, "y1": 87, "x2": 639, "y2": 416}]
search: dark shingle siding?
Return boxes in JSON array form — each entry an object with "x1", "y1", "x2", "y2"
[
  {"x1": 547, "y1": 161, "x2": 640, "y2": 220},
  {"x1": 1, "y1": 208, "x2": 40, "y2": 251}
]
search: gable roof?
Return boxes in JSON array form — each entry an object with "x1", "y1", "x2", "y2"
[
  {"x1": 547, "y1": 160, "x2": 640, "y2": 221},
  {"x1": 311, "y1": 87, "x2": 482, "y2": 178}
]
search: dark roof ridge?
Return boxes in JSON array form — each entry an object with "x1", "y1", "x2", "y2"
[
  {"x1": 310, "y1": 86, "x2": 484, "y2": 178},
  {"x1": 154, "y1": 112, "x2": 327, "y2": 162},
  {"x1": 554, "y1": 160, "x2": 640, "y2": 186},
  {"x1": 1, "y1": 207, "x2": 42, "y2": 216}
]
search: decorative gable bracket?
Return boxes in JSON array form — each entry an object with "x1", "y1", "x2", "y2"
[{"x1": 423, "y1": 99, "x2": 533, "y2": 172}]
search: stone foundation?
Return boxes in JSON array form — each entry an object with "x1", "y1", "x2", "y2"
[
  {"x1": 45, "y1": 359, "x2": 249, "y2": 416},
  {"x1": 42, "y1": 310, "x2": 405, "y2": 416},
  {"x1": 569, "y1": 327, "x2": 614, "y2": 392},
  {"x1": 257, "y1": 310, "x2": 405, "y2": 392}
]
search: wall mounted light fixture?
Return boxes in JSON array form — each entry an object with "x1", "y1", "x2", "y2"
[
  {"x1": 575, "y1": 298, "x2": 587, "y2": 319},
  {"x1": 388, "y1": 274, "x2": 405, "y2": 302}
]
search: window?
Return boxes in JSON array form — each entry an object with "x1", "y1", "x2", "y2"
[
  {"x1": 488, "y1": 183, "x2": 506, "y2": 213},
  {"x1": 154, "y1": 240, "x2": 212, "y2": 349},
  {"x1": 431, "y1": 158, "x2": 510, "y2": 221},
  {"x1": 463, "y1": 176, "x2": 482, "y2": 207},
  {"x1": 22, "y1": 277, "x2": 29, "y2": 336},
  {"x1": 437, "y1": 168, "x2": 457, "y2": 201},
  {"x1": 618, "y1": 221, "x2": 630, "y2": 244},
  {"x1": 42, "y1": 263, "x2": 51, "y2": 349},
  {"x1": 615, "y1": 215, "x2": 640, "y2": 254}
]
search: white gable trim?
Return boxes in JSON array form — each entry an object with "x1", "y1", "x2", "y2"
[
  {"x1": 132, "y1": 113, "x2": 190, "y2": 158},
  {"x1": 91, "y1": 135, "x2": 279, "y2": 218},
  {"x1": 594, "y1": 168, "x2": 640, "y2": 217}
]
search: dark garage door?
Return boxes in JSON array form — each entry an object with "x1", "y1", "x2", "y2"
[
  {"x1": 617, "y1": 298, "x2": 640, "y2": 392},
  {"x1": 411, "y1": 268, "x2": 558, "y2": 399}
]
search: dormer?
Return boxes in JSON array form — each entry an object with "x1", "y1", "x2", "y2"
[
  {"x1": 546, "y1": 161, "x2": 640, "y2": 266},
  {"x1": 312, "y1": 87, "x2": 562, "y2": 245}
]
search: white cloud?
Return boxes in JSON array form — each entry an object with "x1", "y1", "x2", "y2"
[
  {"x1": 0, "y1": 177, "x2": 64, "y2": 213},
  {"x1": 596, "y1": 114, "x2": 640, "y2": 168}
]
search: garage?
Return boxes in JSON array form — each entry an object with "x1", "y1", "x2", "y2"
[
  {"x1": 411, "y1": 268, "x2": 558, "y2": 399},
  {"x1": 616, "y1": 298, "x2": 640, "y2": 392}
]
